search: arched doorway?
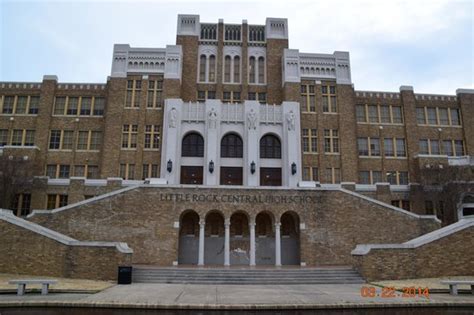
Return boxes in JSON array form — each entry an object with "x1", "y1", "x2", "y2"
[
  {"x1": 178, "y1": 210, "x2": 199, "y2": 265},
  {"x1": 180, "y1": 132, "x2": 204, "y2": 184},
  {"x1": 255, "y1": 211, "x2": 275, "y2": 265},
  {"x1": 230, "y1": 211, "x2": 249, "y2": 265},
  {"x1": 259, "y1": 134, "x2": 282, "y2": 186},
  {"x1": 220, "y1": 133, "x2": 243, "y2": 185},
  {"x1": 281, "y1": 211, "x2": 300, "y2": 265},
  {"x1": 204, "y1": 211, "x2": 225, "y2": 265}
]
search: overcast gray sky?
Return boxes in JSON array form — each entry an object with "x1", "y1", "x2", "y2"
[{"x1": 1, "y1": 0, "x2": 473, "y2": 94}]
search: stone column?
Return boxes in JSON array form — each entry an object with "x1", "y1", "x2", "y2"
[
  {"x1": 198, "y1": 220, "x2": 205, "y2": 266},
  {"x1": 224, "y1": 219, "x2": 230, "y2": 266},
  {"x1": 249, "y1": 221, "x2": 256, "y2": 266},
  {"x1": 275, "y1": 222, "x2": 282, "y2": 266}
]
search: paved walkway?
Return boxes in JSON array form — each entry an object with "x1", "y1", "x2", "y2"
[{"x1": 0, "y1": 283, "x2": 473, "y2": 309}]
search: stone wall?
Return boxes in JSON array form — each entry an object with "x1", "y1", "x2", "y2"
[
  {"x1": 29, "y1": 185, "x2": 440, "y2": 266},
  {"x1": 352, "y1": 220, "x2": 474, "y2": 281},
  {"x1": 0, "y1": 211, "x2": 132, "y2": 280}
]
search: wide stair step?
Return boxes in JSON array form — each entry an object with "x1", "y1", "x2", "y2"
[{"x1": 132, "y1": 266, "x2": 365, "y2": 285}]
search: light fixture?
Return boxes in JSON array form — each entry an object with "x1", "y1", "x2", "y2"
[
  {"x1": 250, "y1": 161, "x2": 256, "y2": 174},
  {"x1": 291, "y1": 162, "x2": 297, "y2": 175},
  {"x1": 209, "y1": 160, "x2": 214, "y2": 173},
  {"x1": 167, "y1": 159, "x2": 173, "y2": 173}
]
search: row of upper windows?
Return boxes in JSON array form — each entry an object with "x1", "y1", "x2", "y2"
[
  {"x1": 356, "y1": 104, "x2": 403, "y2": 124},
  {"x1": 0, "y1": 129, "x2": 35, "y2": 146},
  {"x1": 45, "y1": 164, "x2": 99, "y2": 179},
  {"x1": 49, "y1": 130, "x2": 102, "y2": 151},
  {"x1": 199, "y1": 24, "x2": 265, "y2": 42},
  {"x1": 181, "y1": 132, "x2": 281, "y2": 159},
  {"x1": 359, "y1": 170, "x2": 409, "y2": 185},
  {"x1": 125, "y1": 79, "x2": 163, "y2": 108},
  {"x1": 198, "y1": 55, "x2": 265, "y2": 84},
  {"x1": 121, "y1": 124, "x2": 161, "y2": 150},
  {"x1": 357, "y1": 137, "x2": 406, "y2": 157},
  {"x1": 416, "y1": 107, "x2": 461, "y2": 126},
  {"x1": 419, "y1": 139, "x2": 465, "y2": 156},
  {"x1": 0, "y1": 95, "x2": 39, "y2": 115},
  {"x1": 197, "y1": 90, "x2": 267, "y2": 104},
  {"x1": 53, "y1": 96, "x2": 105, "y2": 116}
]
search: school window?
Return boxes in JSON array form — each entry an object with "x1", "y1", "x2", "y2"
[
  {"x1": 0, "y1": 95, "x2": 39, "y2": 115},
  {"x1": 11, "y1": 193, "x2": 31, "y2": 216},
  {"x1": 74, "y1": 165, "x2": 99, "y2": 178},
  {"x1": 93, "y1": 97, "x2": 105, "y2": 115},
  {"x1": 47, "y1": 194, "x2": 68, "y2": 210},
  {"x1": 45, "y1": 164, "x2": 70, "y2": 179},
  {"x1": 450, "y1": 109, "x2": 461, "y2": 125},
  {"x1": 147, "y1": 79, "x2": 163, "y2": 109},
  {"x1": 144, "y1": 125, "x2": 160, "y2": 149},
  {"x1": 302, "y1": 167, "x2": 318, "y2": 181},
  {"x1": 77, "y1": 131, "x2": 102, "y2": 151},
  {"x1": 419, "y1": 139, "x2": 441, "y2": 155},
  {"x1": 67, "y1": 97, "x2": 79, "y2": 115},
  {"x1": 197, "y1": 90, "x2": 216, "y2": 102},
  {"x1": 80, "y1": 97, "x2": 92, "y2": 115},
  {"x1": 302, "y1": 129, "x2": 317, "y2": 153},
  {"x1": 443, "y1": 140, "x2": 465, "y2": 156},
  {"x1": 122, "y1": 125, "x2": 138, "y2": 149},
  {"x1": 325, "y1": 167, "x2": 341, "y2": 184},
  {"x1": 425, "y1": 200, "x2": 434, "y2": 214},
  {"x1": 247, "y1": 92, "x2": 266, "y2": 104},
  {"x1": 417, "y1": 106, "x2": 462, "y2": 126},
  {"x1": 383, "y1": 138, "x2": 406, "y2": 157},
  {"x1": 322, "y1": 85, "x2": 337, "y2": 113},
  {"x1": 248, "y1": 56, "x2": 265, "y2": 84},
  {"x1": 119, "y1": 163, "x2": 135, "y2": 180},
  {"x1": 391, "y1": 200, "x2": 410, "y2": 211},
  {"x1": 223, "y1": 55, "x2": 241, "y2": 84},
  {"x1": 0, "y1": 129, "x2": 8, "y2": 146},
  {"x1": 49, "y1": 130, "x2": 73, "y2": 150},
  {"x1": 357, "y1": 137, "x2": 379, "y2": 157},
  {"x1": 300, "y1": 84, "x2": 316, "y2": 112},
  {"x1": 357, "y1": 104, "x2": 403, "y2": 124},
  {"x1": 324, "y1": 129, "x2": 339, "y2": 153},
  {"x1": 386, "y1": 171, "x2": 409, "y2": 185},
  {"x1": 142, "y1": 164, "x2": 159, "y2": 179},
  {"x1": 359, "y1": 170, "x2": 382, "y2": 184},
  {"x1": 356, "y1": 105, "x2": 366, "y2": 122},
  {"x1": 223, "y1": 91, "x2": 241, "y2": 104},
  {"x1": 11, "y1": 129, "x2": 35, "y2": 146},
  {"x1": 125, "y1": 80, "x2": 142, "y2": 108},
  {"x1": 2, "y1": 96, "x2": 15, "y2": 114}
]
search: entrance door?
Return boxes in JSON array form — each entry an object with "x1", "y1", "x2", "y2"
[
  {"x1": 180, "y1": 166, "x2": 203, "y2": 184},
  {"x1": 260, "y1": 168, "x2": 282, "y2": 186},
  {"x1": 220, "y1": 167, "x2": 243, "y2": 185}
]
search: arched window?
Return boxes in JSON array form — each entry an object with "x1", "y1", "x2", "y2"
[
  {"x1": 208, "y1": 55, "x2": 216, "y2": 82},
  {"x1": 221, "y1": 133, "x2": 243, "y2": 158},
  {"x1": 260, "y1": 134, "x2": 281, "y2": 159},
  {"x1": 249, "y1": 57, "x2": 256, "y2": 84},
  {"x1": 199, "y1": 55, "x2": 206, "y2": 82},
  {"x1": 258, "y1": 57, "x2": 265, "y2": 83},
  {"x1": 233, "y1": 56, "x2": 240, "y2": 83},
  {"x1": 182, "y1": 133, "x2": 204, "y2": 157},
  {"x1": 224, "y1": 56, "x2": 231, "y2": 83}
]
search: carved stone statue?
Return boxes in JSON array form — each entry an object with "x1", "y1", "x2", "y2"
[
  {"x1": 169, "y1": 108, "x2": 177, "y2": 128},
  {"x1": 247, "y1": 109, "x2": 257, "y2": 130},
  {"x1": 287, "y1": 110, "x2": 295, "y2": 131},
  {"x1": 208, "y1": 108, "x2": 218, "y2": 129}
]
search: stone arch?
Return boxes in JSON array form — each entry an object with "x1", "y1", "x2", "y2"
[
  {"x1": 255, "y1": 211, "x2": 275, "y2": 265},
  {"x1": 204, "y1": 210, "x2": 225, "y2": 265},
  {"x1": 259, "y1": 133, "x2": 281, "y2": 159},
  {"x1": 280, "y1": 211, "x2": 301, "y2": 265},
  {"x1": 178, "y1": 210, "x2": 200, "y2": 265},
  {"x1": 230, "y1": 211, "x2": 250, "y2": 265},
  {"x1": 181, "y1": 132, "x2": 204, "y2": 157},
  {"x1": 221, "y1": 132, "x2": 243, "y2": 158}
]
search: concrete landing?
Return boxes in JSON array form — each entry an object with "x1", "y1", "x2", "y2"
[{"x1": 0, "y1": 283, "x2": 473, "y2": 310}]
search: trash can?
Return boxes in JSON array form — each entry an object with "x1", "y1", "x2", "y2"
[{"x1": 117, "y1": 266, "x2": 132, "y2": 284}]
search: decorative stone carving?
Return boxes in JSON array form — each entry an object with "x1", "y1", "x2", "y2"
[
  {"x1": 287, "y1": 110, "x2": 295, "y2": 131},
  {"x1": 247, "y1": 109, "x2": 257, "y2": 130},
  {"x1": 169, "y1": 108, "x2": 177, "y2": 128},
  {"x1": 208, "y1": 108, "x2": 218, "y2": 129}
]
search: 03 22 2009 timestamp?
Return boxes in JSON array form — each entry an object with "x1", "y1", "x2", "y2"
[{"x1": 360, "y1": 286, "x2": 430, "y2": 298}]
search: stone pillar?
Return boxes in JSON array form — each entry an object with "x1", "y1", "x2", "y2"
[
  {"x1": 198, "y1": 220, "x2": 205, "y2": 266},
  {"x1": 224, "y1": 219, "x2": 230, "y2": 266},
  {"x1": 204, "y1": 100, "x2": 221, "y2": 186},
  {"x1": 249, "y1": 222, "x2": 256, "y2": 266},
  {"x1": 244, "y1": 101, "x2": 261, "y2": 186},
  {"x1": 282, "y1": 101, "x2": 301, "y2": 187},
  {"x1": 161, "y1": 99, "x2": 183, "y2": 185},
  {"x1": 275, "y1": 222, "x2": 282, "y2": 266}
]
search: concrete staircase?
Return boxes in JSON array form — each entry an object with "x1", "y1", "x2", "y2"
[{"x1": 132, "y1": 266, "x2": 365, "y2": 285}]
